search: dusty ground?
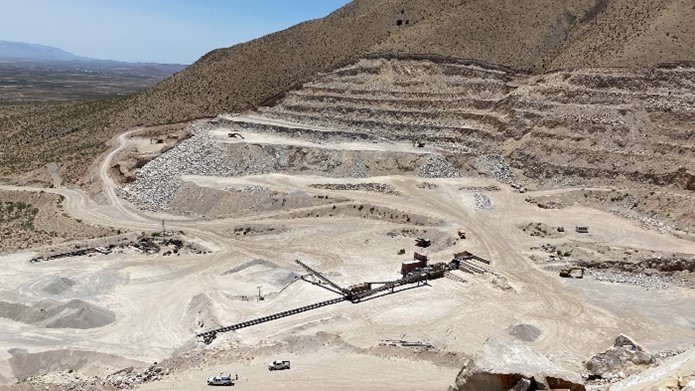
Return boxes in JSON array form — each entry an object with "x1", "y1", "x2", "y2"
[
  {"x1": 0, "y1": 190, "x2": 119, "y2": 253},
  {"x1": 0, "y1": 118, "x2": 693, "y2": 390}
]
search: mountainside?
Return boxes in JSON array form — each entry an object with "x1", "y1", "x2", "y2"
[
  {"x1": 1, "y1": 0, "x2": 694, "y2": 184},
  {"x1": 0, "y1": 40, "x2": 84, "y2": 62},
  {"x1": 128, "y1": 0, "x2": 695, "y2": 124},
  {"x1": 251, "y1": 57, "x2": 695, "y2": 192}
]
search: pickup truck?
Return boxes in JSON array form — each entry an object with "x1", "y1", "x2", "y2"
[
  {"x1": 268, "y1": 360, "x2": 290, "y2": 371},
  {"x1": 207, "y1": 373, "x2": 236, "y2": 386}
]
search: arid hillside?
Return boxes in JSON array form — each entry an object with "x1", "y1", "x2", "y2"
[
  {"x1": 130, "y1": 0, "x2": 695, "y2": 123},
  {"x1": 1, "y1": 0, "x2": 693, "y2": 184}
]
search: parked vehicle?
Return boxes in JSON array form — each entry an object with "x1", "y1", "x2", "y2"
[
  {"x1": 268, "y1": 360, "x2": 291, "y2": 370},
  {"x1": 207, "y1": 373, "x2": 236, "y2": 386}
]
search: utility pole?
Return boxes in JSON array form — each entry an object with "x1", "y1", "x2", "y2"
[
  {"x1": 161, "y1": 219, "x2": 165, "y2": 236},
  {"x1": 257, "y1": 286, "x2": 262, "y2": 301}
]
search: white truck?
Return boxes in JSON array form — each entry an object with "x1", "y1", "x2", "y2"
[
  {"x1": 268, "y1": 360, "x2": 291, "y2": 371},
  {"x1": 207, "y1": 373, "x2": 236, "y2": 386}
]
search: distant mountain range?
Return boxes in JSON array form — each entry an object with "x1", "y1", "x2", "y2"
[
  {"x1": 0, "y1": 40, "x2": 186, "y2": 71},
  {"x1": 0, "y1": 40, "x2": 88, "y2": 62},
  {"x1": 0, "y1": 40, "x2": 188, "y2": 103}
]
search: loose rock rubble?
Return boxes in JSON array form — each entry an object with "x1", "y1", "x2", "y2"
[
  {"x1": 225, "y1": 185, "x2": 269, "y2": 193},
  {"x1": 103, "y1": 364, "x2": 167, "y2": 389},
  {"x1": 473, "y1": 193, "x2": 494, "y2": 210},
  {"x1": 309, "y1": 183, "x2": 401, "y2": 195},
  {"x1": 584, "y1": 334, "x2": 655, "y2": 387},
  {"x1": 416, "y1": 181, "x2": 439, "y2": 189},
  {"x1": 459, "y1": 185, "x2": 500, "y2": 192},
  {"x1": 587, "y1": 269, "x2": 674, "y2": 289},
  {"x1": 476, "y1": 154, "x2": 515, "y2": 184},
  {"x1": 417, "y1": 155, "x2": 461, "y2": 178},
  {"x1": 451, "y1": 338, "x2": 585, "y2": 391},
  {"x1": 123, "y1": 129, "x2": 235, "y2": 210},
  {"x1": 581, "y1": 257, "x2": 695, "y2": 289}
]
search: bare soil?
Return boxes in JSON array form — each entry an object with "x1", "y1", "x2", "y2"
[
  {"x1": 0, "y1": 190, "x2": 119, "y2": 253},
  {"x1": 0, "y1": 117, "x2": 692, "y2": 389}
]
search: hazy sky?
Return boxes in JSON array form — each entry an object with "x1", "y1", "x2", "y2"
[{"x1": 0, "y1": 0, "x2": 351, "y2": 64}]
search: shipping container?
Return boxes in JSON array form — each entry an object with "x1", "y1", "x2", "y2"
[{"x1": 401, "y1": 259, "x2": 426, "y2": 275}]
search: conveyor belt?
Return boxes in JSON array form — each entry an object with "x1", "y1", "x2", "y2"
[{"x1": 196, "y1": 297, "x2": 347, "y2": 339}]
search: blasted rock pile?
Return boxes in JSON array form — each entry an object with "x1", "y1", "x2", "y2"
[
  {"x1": 417, "y1": 155, "x2": 461, "y2": 178},
  {"x1": 473, "y1": 193, "x2": 494, "y2": 210},
  {"x1": 124, "y1": 131, "x2": 235, "y2": 210},
  {"x1": 310, "y1": 183, "x2": 401, "y2": 195}
]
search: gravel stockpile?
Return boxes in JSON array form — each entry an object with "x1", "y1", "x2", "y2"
[
  {"x1": 310, "y1": 183, "x2": 401, "y2": 195},
  {"x1": 459, "y1": 185, "x2": 500, "y2": 192},
  {"x1": 508, "y1": 324, "x2": 541, "y2": 342},
  {"x1": 417, "y1": 155, "x2": 461, "y2": 178},
  {"x1": 416, "y1": 182, "x2": 438, "y2": 189},
  {"x1": 350, "y1": 158, "x2": 368, "y2": 178},
  {"x1": 477, "y1": 154, "x2": 515, "y2": 183},
  {"x1": 225, "y1": 185, "x2": 270, "y2": 193},
  {"x1": 125, "y1": 131, "x2": 236, "y2": 210},
  {"x1": 473, "y1": 193, "x2": 494, "y2": 209},
  {"x1": 587, "y1": 270, "x2": 678, "y2": 290}
]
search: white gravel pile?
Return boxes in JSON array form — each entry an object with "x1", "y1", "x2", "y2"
[
  {"x1": 225, "y1": 185, "x2": 270, "y2": 193},
  {"x1": 477, "y1": 154, "x2": 515, "y2": 183},
  {"x1": 587, "y1": 269, "x2": 678, "y2": 290},
  {"x1": 417, "y1": 155, "x2": 461, "y2": 178},
  {"x1": 473, "y1": 193, "x2": 494, "y2": 210},
  {"x1": 309, "y1": 183, "x2": 401, "y2": 195},
  {"x1": 125, "y1": 131, "x2": 235, "y2": 210}
]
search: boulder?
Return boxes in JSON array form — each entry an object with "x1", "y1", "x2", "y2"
[
  {"x1": 585, "y1": 334, "x2": 654, "y2": 378},
  {"x1": 450, "y1": 338, "x2": 585, "y2": 391}
]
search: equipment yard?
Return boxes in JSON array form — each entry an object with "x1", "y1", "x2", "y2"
[{"x1": 0, "y1": 58, "x2": 694, "y2": 391}]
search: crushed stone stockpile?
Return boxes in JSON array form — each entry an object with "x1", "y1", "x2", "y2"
[
  {"x1": 0, "y1": 299, "x2": 115, "y2": 329},
  {"x1": 124, "y1": 130, "x2": 236, "y2": 210},
  {"x1": 309, "y1": 183, "x2": 401, "y2": 195},
  {"x1": 417, "y1": 155, "x2": 461, "y2": 178},
  {"x1": 125, "y1": 127, "x2": 465, "y2": 210}
]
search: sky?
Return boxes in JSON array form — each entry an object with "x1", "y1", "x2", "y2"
[{"x1": 0, "y1": 0, "x2": 352, "y2": 64}]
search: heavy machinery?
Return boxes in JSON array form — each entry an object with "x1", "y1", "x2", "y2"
[
  {"x1": 415, "y1": 237, "x2": 431, "y2": 248},
  {"x1": 196, "y1": 259, "x2": 459, "y2": 343},
  {"x1": 559, "y1": 267, "x2": 585, "y2": 278},
  {"x1": 296, "y1": 259, "x2": 354, "y2": 298},
  {"x1": 412, "y1": 139, "x2": 426, "y2": 147}
]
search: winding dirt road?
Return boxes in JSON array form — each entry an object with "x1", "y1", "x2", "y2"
[{"x1": 0, "y1": 124, "x2": 694, "y2": 390}]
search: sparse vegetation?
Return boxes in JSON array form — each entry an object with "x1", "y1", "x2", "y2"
[
  {"x1": 0, "y1": 191, "x2": 119, "y2": 252},
  {"x1": 1, "y1": 0, "x2": 693, "y2": 185}
]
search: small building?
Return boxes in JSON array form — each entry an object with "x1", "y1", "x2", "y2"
[
  {"x1": 575, "y1": 225, "x2": 589, "y2": 233},
  {"x1": 414, "y1": 252, "x2": 429, "y2": 262},
  {"x1": 401, "y1": 259, "x2": 427, "y2": 275}
]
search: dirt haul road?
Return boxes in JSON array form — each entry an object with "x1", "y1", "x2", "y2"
[{"x1": 0, "y1": 121, "x2": 693, "y2": 389}]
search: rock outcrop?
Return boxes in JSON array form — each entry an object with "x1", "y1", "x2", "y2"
[
  {"x1": 450, "y1": 338, "x2": 585, "y2": 391},
  {"x1": 585, "y1": 334, "x2": 655, "y2": 379}
]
